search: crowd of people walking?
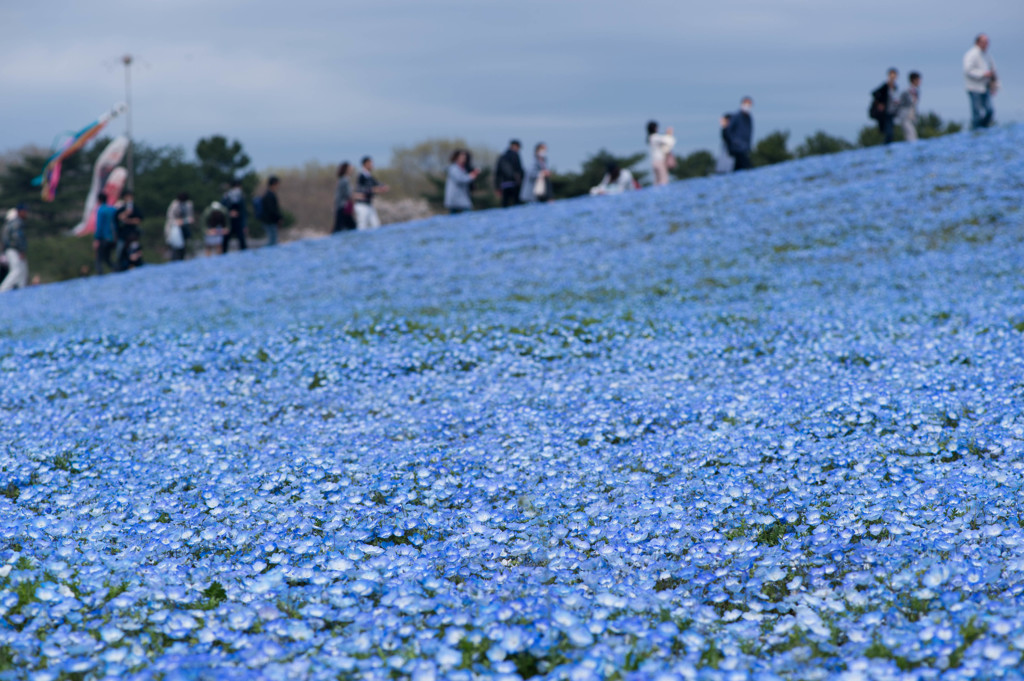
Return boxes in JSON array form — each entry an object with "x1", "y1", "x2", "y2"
[{"x1": 0, "y1": 34, "x2": 1005, "y2": 292}]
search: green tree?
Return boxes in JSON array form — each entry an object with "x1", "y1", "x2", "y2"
[
  {"x1": 0, "y1": 141, "x2": 105, "y2": 236},
  {"x1": 670, "y1": 150, "x2": 716, "y2": 180},
  {"x1": 917, "y1": 112, "x2": 962, "y2": 139},
  {"x1": 195, "y1": 135, "x2": 259, "y2": 196},
  {"x1": 752, "y1": 131, "x2": 793, "y2": 167},
  {"x1": 386, "y1": 138, "x2": 497, "y2": 202},
  {"x1": 795, "y1": 131, "x2": 856, "y2": 158},
  {"x1": 132, "y1": 143, "x2": 206, "y2": 219},
  {"x1": 550, "y1": 149, "x2": 647, "y2": 197}
]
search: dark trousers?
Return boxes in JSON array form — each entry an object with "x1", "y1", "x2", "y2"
[
  {"x1": 333, "y1": 208, "x2": 356, "y2": 233},
  {"x1": 501, "y1": 186, "x2": 521, "y2": 208},
  {"x1": 222, "y1": 227, "x2": 247, "y2": 253},
  {"x1": 878, "y1": 114, "x2": 895, "y2": 144},
  {"x1": 95, "y1": 240, "x2": 115, "y2": 274},
  {"x1": 732, "y1": 153, "x2": 752, "y2": 171}
]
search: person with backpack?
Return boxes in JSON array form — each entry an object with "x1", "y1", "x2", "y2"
[
  {"x1": 202, "y1": 200, "x2": 229, "y2": 257},
  {"x1": 870, "y1": 68, "x2": 899, "y2": 144},
  {"x1": 494, "y1": 139, "x2": 524, "y2": 208},
  {"x1": 724, "y1": 97, "x2": 754, "y2": 171},
  {"x1": 259, "y1": 176, "x2": 283, "y2": 245},
  {"x1": 0, "y1": 203, "x2": 29, "y2": 292},
  {"x1": 221, "y1": 179, "x2": 248, "y2": 253}
]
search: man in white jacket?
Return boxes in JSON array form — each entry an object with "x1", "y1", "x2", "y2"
[{"x1": 963, "y1": 33, "x2": 998, "y2": 130}]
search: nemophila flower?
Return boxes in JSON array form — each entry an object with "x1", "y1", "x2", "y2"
[{"x1": 2, "y1": 126, "x2": 1024, "y2": 679}]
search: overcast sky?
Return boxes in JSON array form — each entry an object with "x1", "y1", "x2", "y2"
[{"x1": 1, "y1": 0, "x2": 1020, "y2": 172}]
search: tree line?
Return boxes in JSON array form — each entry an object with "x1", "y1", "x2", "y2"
[{"x1": 0, "y1": 113, "x2": 961, "y2": 282}]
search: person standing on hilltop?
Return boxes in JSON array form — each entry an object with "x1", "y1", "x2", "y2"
[
  {"x1": 520, "y1": 142, "x2": 553, "y2": 203},
  {"x1": 725, "y1": 97, "x2": 755, "y2": 169},
  {"x1": 646, "y1": 121, "x2": 675, "y2": 186},
  {"x1": 444, "y1": 149, "x2": 481, "y2": 215},
  {"x1": 259, "y1": 177, "x2": 284, "y2": 246},
  {"x1": 354, "y1": 156, "x2": 389, "y2": 229},
  {"x1": 964, "y1": 33, "x2": 998, "y2": 130},
  {"x1": 494, "y1": 139, "x2": 524, "y2": 208},
  {"x1": 165, "y1": 192, "x2": 193, "y2": 262},
  {"x1": 94, "y1": 192, "x2": 119, "y2": 274},
  {"x1": 871, "y1": 69, "x2": 899, "y2": 144},
  {"x1": 897, "y1": 72, "x2": 922, "y2": 142},
  {"x1": 221, "y1": 179, "x2": 248, "y2": 253},
  {"x1": 716, "y1": 114, "x2": 735, "y2": 174},
  {"x1": 0, "y1": 203, "x2": 29, "y2": 292},
  {"x1": 333, "y1": 162, "x2": 356, "y2": 233}
]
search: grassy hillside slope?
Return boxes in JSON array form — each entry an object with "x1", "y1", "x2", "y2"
[{"x1": 1, "y1": 126, "x2": 1023, "y2": 679}]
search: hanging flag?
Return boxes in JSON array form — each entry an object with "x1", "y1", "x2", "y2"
[
  {"x1": 71, "y1": 136, "x2": 130, "y2": 236},
  {"x1": 32, "y1": 103, "x2": 127, "y2": 202}
]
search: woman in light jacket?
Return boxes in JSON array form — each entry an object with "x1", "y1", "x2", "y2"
[
  {"x1": 164, "y1": 192, "x2": 193, "y2": 261},
  {"x1": 647, "y1": 120, "x2": 675, "y2": 186},
  {"x1": 520, "y1": 142, "x2": 552, "y2": 203},
  {"x1": 444, "y1": 150, "x2": 480, "y2": 215}
]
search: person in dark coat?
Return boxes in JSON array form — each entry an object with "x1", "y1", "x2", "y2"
[
  {"x1": 870, "y1": 68, "x2": 899, "y2": 144},
  {"x1": 725, "y1": 97, "x2": 754, "y2": 171},
  {"x1": 260, "y1": 176, "x2": 283, "y2": 245},
  {"x1": 221, "y1": 179, "x2": 248, "y2": 253},
  {"x1": 494, "y1": 139, "x2": 524, "y2": 208}
]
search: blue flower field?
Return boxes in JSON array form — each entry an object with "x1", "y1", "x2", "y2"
[{"x1": 2, "y1": 126, "x2": 1024, "y2": 680}]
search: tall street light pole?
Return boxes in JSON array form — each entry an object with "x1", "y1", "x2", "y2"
[{"x1": 123, "y1": 54, "x2": 134, "y2": 191}]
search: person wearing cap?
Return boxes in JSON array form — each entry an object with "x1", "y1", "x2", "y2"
[
  {"x1": 1, "y1": 203, "x2": 29, "y2": 292},
  {"x1": 494, "y1": 139, "x2": 524, "y2": 208}
]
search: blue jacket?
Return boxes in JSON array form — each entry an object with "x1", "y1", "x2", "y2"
[
  {"x1": 95, "y1": 204, "x2": 118, "y2": 242},
  {"x1": 726, "y1": 111, "x2": 753, "y2": 156}
]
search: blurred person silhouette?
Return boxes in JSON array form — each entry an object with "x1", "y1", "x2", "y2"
[
  {"x1": 354, "y1": 156, "x2": 389, "y2": 229},
  {"x1": 221, "y1": 179, "x2": 248, "y2": 253},
  {"x1": 520, "y1": 142, "x2": 552, "y2": 203},
  {"x1": 494, "y1": 139, "x2": 524, "y2": 208},
  {"x1": 202, "y1": 200, "x2": 229, "y2": 257},
  {"x1": 165, "y1": 192, "x2": 193, "y2": 262},
  {"x1": 589, "y1": 162, "x2": 635, "y2": 196},
  {"x1": 259, "y1": 176, "x2": 283, "y2": 246},
  {"x1": 94, "y1": 192, "x2": 119, "y2": 274},
  {"x1": 444, "y1": 149, "x2": 481, "y2": 215},
  {"x1": 964, "y1": 33, "x2": 998, "y2": 129},
  {"x1": 333, "y1": 162, "x2": 356, "y2": 233},
  {"x1": 898, "y1": 71, "x2": 922, "y2": 142},
  {"x1": 114, "y1": 189, "x2": 143, "y2": 271},
  {"x1": 716, "y1": 113, "x2": 735, "y2": 174},
  {"x1": 870, "y1": 69, "x2": 899, "y2": 144},
  {"x1": 725, "y1": 97, "x2": 754, "y2": 169},
  {"x1": 646, "y1": 121, "x2": 676, "y2": 185},
  {"x1": 0, "y1": 203, "x2": 29, "y2": 292}
]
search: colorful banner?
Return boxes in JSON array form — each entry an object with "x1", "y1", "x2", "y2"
[
  {"x1": 71, "y1": 136, "x2": 129, "y2": 236},
  {"x1": 32, "y1": 103, "x2": 126, "y2": 202}
]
